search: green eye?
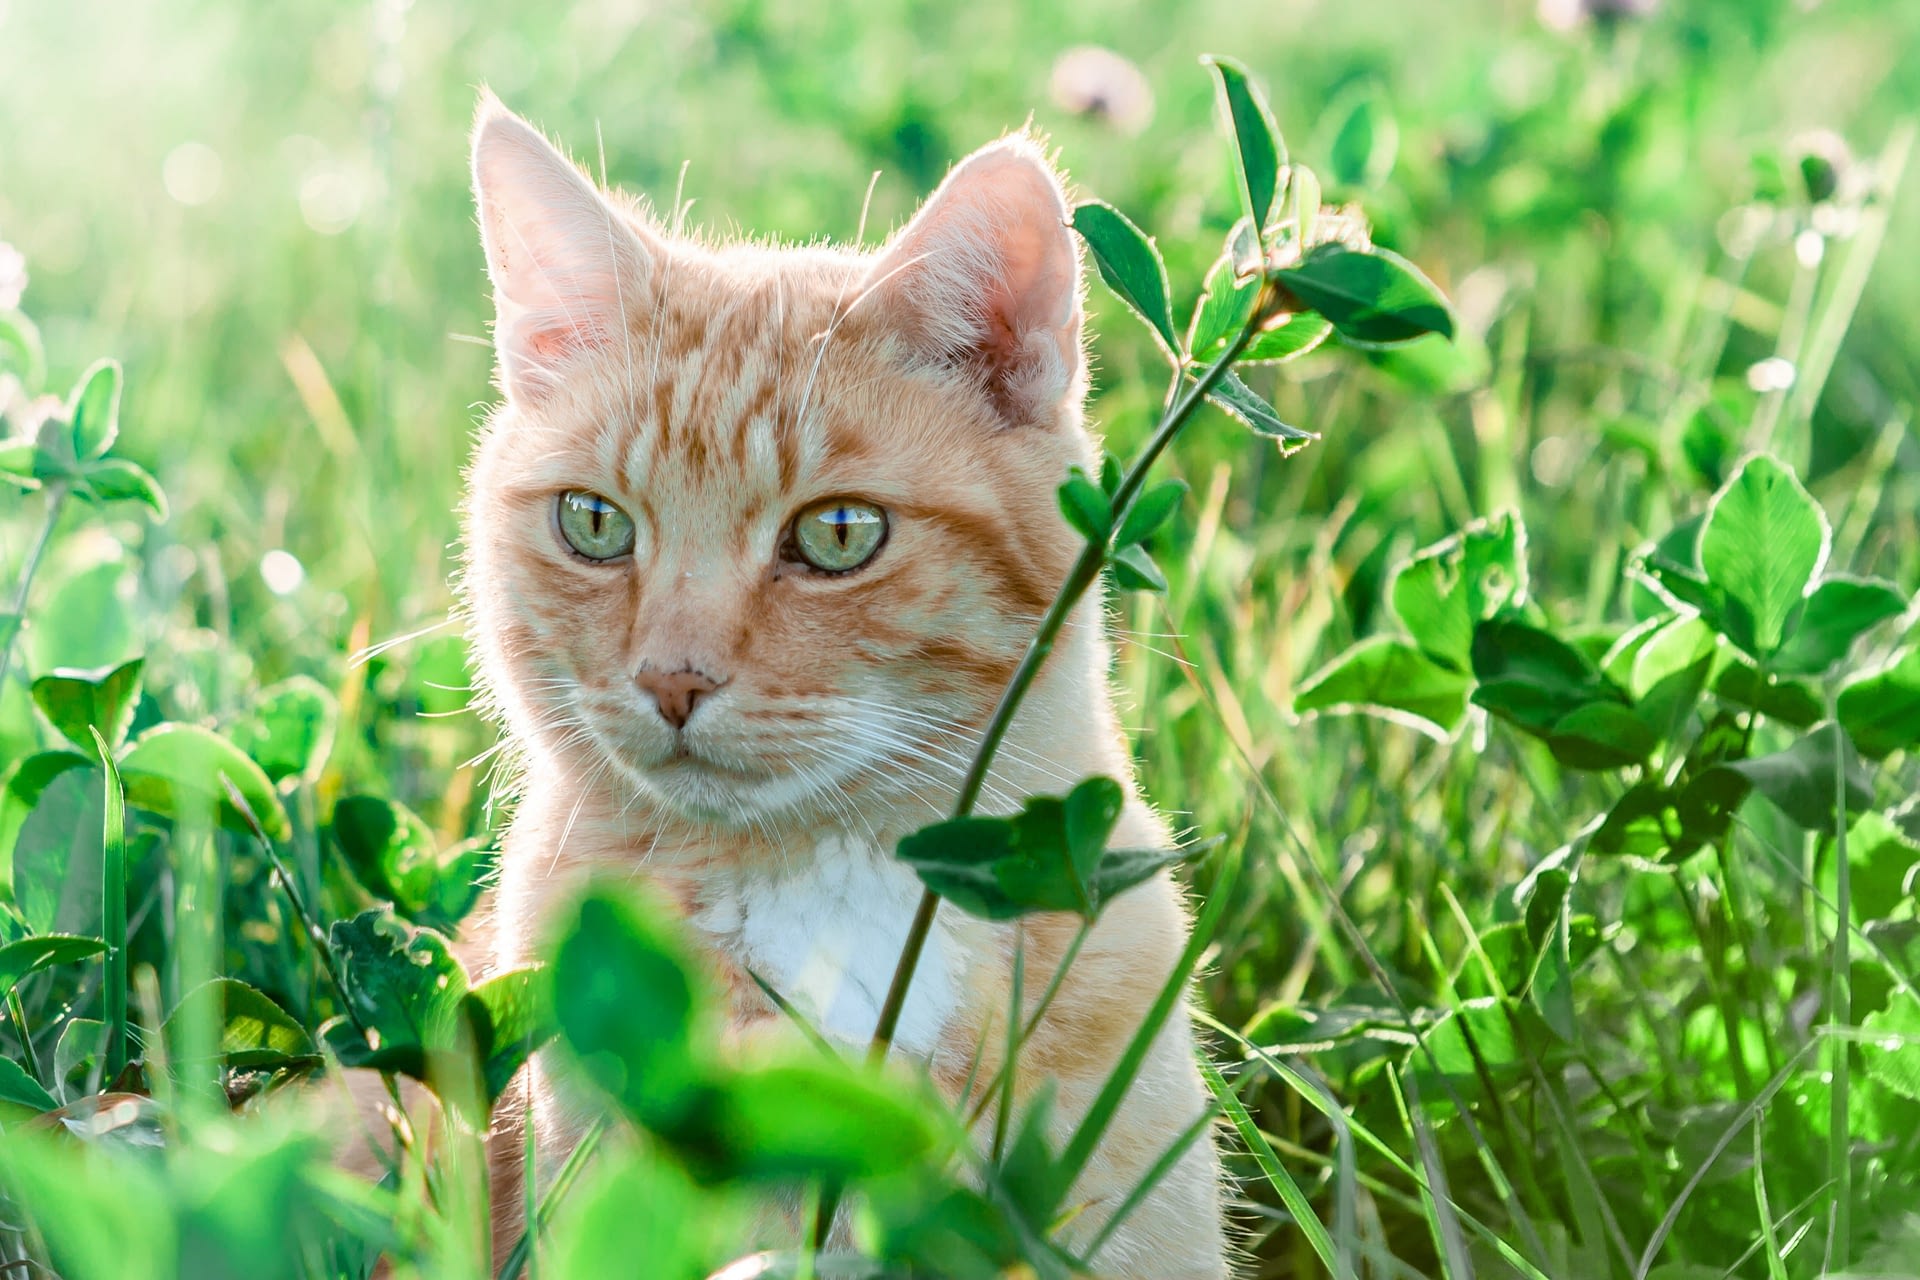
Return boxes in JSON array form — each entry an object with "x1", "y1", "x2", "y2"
[
  {"x1": 791, "y1": 499, "x2": 888, "y2": 573},
  {"x1": 557, "y1": 491, "x2": 636, "y2": 561}
]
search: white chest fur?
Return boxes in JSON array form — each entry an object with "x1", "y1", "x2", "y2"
[{"x1": 690, "y1": 832, "x2": 967, "y2": 1057}]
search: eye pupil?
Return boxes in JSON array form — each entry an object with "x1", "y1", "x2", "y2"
[
  {"x1": 557, "y1": 491, "x2": 636, "y2": 561},
  {"x1": 790, "y1": 500, "x2": 886, "y2": 573}
]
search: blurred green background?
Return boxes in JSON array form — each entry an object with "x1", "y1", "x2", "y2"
[
  {"x1": 5, "y1": 0, "x2": 1920, "y2": 1273},
  {"x1": 2, "y1": 0, "x2": 1915, "y2": 685}
]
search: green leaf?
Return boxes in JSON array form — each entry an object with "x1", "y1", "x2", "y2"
[
  {"x1": 897, "y1": 776, "x2": 1128, "y2": 920},
  {"x1": 234, "y1": 675, "x2": 339, "y2": 783},
  {"x1": 547, "y1": 1153, "x2": 713, "y2": 1280},
  {"x1": 331, "y1": 796, "x2": 488, "y2": 931},
  {"x1": 1837, "y1": 647, "x2": 1920, "y2": 759},
  {"x1": 26, "y1": 558, "x2": 137, "y2": 675},
  {"x1": 66, "y1": 358, "x2": 121, "y2": 462},
  {"x1": 1186, "y1": 251, "x2": 1257, "y2": 366},
  {"x1": 12, "y1": 765, "x2": 105, "y2": 936},
  {"x1": 1202, "y1": 55, "x2": 1286, "y2": 228},
  {"x1": 1675, "y1": 751, "x2": 1751, "y2": 847},
  {"x1": 29, "y1": 658, "x2": 143, "y2": 755},
  {"x1": 1203, "y1": 371, "x2": 1315, "y2": 443},
  {"x1": 1084, "y1": 842, "x2": 1209, "y2": 906},
  {"x1": 1294, "y1": 635, "x2": 1471, "y2": 739},
  {"x1": 0, "y1": 439, "x2": 43, "y2": 490},
  {"x1": 0, "y1": 934, "x2": 108, "y2": 997},
  {"x1": 552, "y1": 889, "x2": 711, "y2": 1132},
  {"x1": 1243, "y1": 1002, "x2": 1405, "y2": 1053},
  {"x1": 165, "y1": 978, "x2": 318, "y2": 1070},
  {"x1": 1469, "y1": 618, "x2": 1628, "y2": 736},
  {"x1": 1775, "y1": 577, "x2": 1909, "y2": 675},
  {"x1": 1862, "y1": 992, "x2": 1920, "y2": 1102},
  {"x1": 54, "y1": 1016, "x2": 104, "y2": 1098},
  {"x1": 1242, "y1": 310, "x2": 1333, "y2": 363},
  {"x1": 1388, "y1": 511, "x2": 1528, "y2": 673},
  {"x1": 1591, "y1": 783, "x2": 1684, "y2": 859},
  {"x1": 462, "y1": 966, "x2": 555, "y2": 1103},
  {"x1": 0, "y1": 1056, "x2": 57, "y2": 1112},
  {"x1": 78, "y1": 457, "x2": 167, "y2": 520},
  {"x1": 1456, "y1": 915, "x2": 1603, "y2": 1003},
  {"x1": 1712, "y1": 659, "x2": 1822, "y2": 729},
  {"x1": 1109, "y1": 543, "x2": 1167, "y2": 593},
  {"x1": 1544, "y1": 701, "x2": 1657, "y2": 771},
  {"x1": 1325, "y1": 89, "x2": 1399, "y2": 190},
  {"x1": 1116, "y1": 478, "x2": 1186, "y2": 548},
  {"x1": 1700, "y1": 721, "x2": 1874, "y2": 831},
  {"x1": 118, "y1": 723, "x2": 291, "y2": 840},
  {"x1": 701, "y1": 1059, "x2": 941, "y2": 1185},
  {"x1": 1274, "y1": 244, "x2": 1455, "y2": 344},
  {"x1": 1626, "y1": 616, "x2": 1717, "y2": 748},
  {"x1": 1056, "y1": 469, "x2": 1111, "y2": 542},
  {"x1": 1697, "y1": 454, "x2": 1829, "y2": 659},
  {"x1": 0, "y1": 309, "x2": 47, "y2": 390},
  {"x1": 322, "y1": 909, "x2": 468, "y2": 1081},
  {"x1": 400, "y1": 632, "x2": 474, "y2": 719},
  {"x1": 0, "y1": 750, "x2": 93, "y2": 873},
  {"x1": 1826, "y1": 811, "x2": 1920, "y2": 925},
  {"x1": 1410, "y1": 998, "x2": 1549, "y2": 1095},
  {"x1": 1070, "y1": 201, "x2": 1177, "y2": 358}
]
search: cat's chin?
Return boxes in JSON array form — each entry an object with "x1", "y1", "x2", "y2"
[{"x1": 621, "y1": 753, "x2": 829, "y2": 828}]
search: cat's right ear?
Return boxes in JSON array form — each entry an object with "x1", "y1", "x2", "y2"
[{"x1": 471, "y1": 93, "x2": 656, "y2": 403}]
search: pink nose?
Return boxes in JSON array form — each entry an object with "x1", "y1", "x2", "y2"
[{"x1": 634, "y1": 667, "x2": 720, "y2": 730}]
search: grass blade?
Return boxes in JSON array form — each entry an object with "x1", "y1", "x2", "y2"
[
  {"x1": 497, "y1": 1114, "x2": 607, "y2": 1280},
  {"x1": 1634, "y1": 1037, "x2": 1820, "y2": 1280},
  {"x1": 1200, "y1": 1057, "x2": 1346, "y2": 1277},
  {"x1": 88, "y1": 726, "x2": 128, "y2": 1081},
  {"x1": 1052, "y1": 846, "x2": 1240, "y2": 1203},
  {"x1": 1391, "y1": 1068, "x2": 1473, "y2": 1280},
  {"x1": 1083, "y1": 1087, "x2": 1223, "y2": 1267}
]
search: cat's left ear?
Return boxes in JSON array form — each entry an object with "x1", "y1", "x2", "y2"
[
  {"x1": 471, "y1": 92, "x2": 658, "y2": 403},
  {"x1": 862, "y1": 134, "x2": 1083, "y2": 428}
]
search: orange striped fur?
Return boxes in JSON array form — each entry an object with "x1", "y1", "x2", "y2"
[{"x1": 457, "y1": 93, "x2": 1228, "y2": 1278}]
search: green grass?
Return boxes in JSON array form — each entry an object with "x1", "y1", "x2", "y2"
[{"x1": 4, "y1": 0, "x2": 1920, "y2": 1276}]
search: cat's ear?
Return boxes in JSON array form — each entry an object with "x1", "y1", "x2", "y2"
[
  {"x1": 471, "y1": 93, "x2": 656, "y2": 402},
  {"x1": 863, "y1": 134, "x2": 1083, "y2": 427}
]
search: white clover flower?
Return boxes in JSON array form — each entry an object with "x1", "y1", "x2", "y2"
[
  {"x1": 1049, "y1": 46, "x2": 1154, "y2": 136},
  {"x1": 0, "y1": 240, "x2": 26, "y2": 312}
]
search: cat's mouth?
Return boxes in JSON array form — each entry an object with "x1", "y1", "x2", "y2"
[
  {"x1": 637, "y1": 755, "x2": 793, "y2": 824},
  {"x1": 654, "y1": 745, "x2": 759, "y2": 781}
]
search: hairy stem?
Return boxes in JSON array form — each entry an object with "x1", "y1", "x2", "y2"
[
  {"x1": 0, "y1": 481, "x2": 69, "y2": 694},
  {"x1": 866, "y1": 320, "x2": 1261, "y2": 1064}
]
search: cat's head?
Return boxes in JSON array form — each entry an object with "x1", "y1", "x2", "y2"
[{"x1": 460, "y1": 95, "x2": 1097, "y2": 828}]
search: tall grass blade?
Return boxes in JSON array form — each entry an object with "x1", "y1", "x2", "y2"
[
  {"x1": 1200, "y1": 1058, "x2": 1347, "y2": 1278},
  {"x1": 88, "y1": 727, "x2": 128, "y2": 1082}
]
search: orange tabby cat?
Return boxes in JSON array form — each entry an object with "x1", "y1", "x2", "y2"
[{"x1": 460, "y1": 93, "x2": 1228, "y2": 1277}]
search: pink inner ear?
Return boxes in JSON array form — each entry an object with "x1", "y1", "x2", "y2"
[
  {"x1": 472, "y1": 107, "x2": 652, "y2": 401},
  {"x1": 867, "y1": 140, "x2": 1084, "y2": 427}
]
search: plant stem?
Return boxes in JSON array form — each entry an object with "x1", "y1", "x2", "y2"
[
  {"x1": 866, "y1": 322, "x2": 1261, "y2": 1065},
  {"x1": 495, "y1": 1115, "x2": 607, "y2": 1280},
  {"x1": 92, "y1": 728, "x2": 128, "y2": 1081},
  {"x1": 223, "y1": 776, "x2": 406, "y2": 1116},
  {"x1": 1823, "y1": 694, "x2": 1853, "y2": 1272},
  {"x1": 965, "y1": 918, "x2": 1092, "y2": 1128},
  {"x1": 6, "y1": 991, "x2": 42, "y2": 1086},
  {"x1": 0, "y1": 481, "x2": 69, "y2": 694}
]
